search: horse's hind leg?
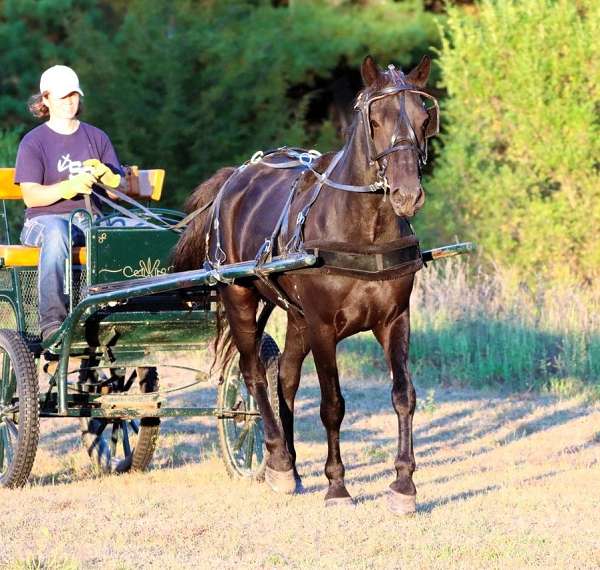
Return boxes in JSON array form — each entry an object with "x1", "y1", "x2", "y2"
[
  {"x1": 278, "y1": 314, "x2": 310, "y2": 488},
  {"x1": 307, "y1": 324, "x2": 353, "y2": 506},
  {"x1": 221, "y1": 285, "x2": 295, "y2": 493},
  {"x1": 374, "y1": 308, "x2": 417, "y2": 515}
]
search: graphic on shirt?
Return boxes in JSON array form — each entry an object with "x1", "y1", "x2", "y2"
[{"x1": 57, "y1": 154, "x2": 92, "y2": 178}]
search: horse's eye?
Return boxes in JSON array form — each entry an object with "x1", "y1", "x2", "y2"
[{"x1": 370, "y1": 119, "x2": 380, "y2": 129}]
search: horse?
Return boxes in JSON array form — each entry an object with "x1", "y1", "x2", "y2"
[{"x1": 173, "y1": 55, "x2": 439, "y2": 514}]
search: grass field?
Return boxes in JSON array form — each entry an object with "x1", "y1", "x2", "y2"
[
  {"x1": 2, "y1": 262, "x2": 599, "y2": 569},
  {"x1": 1, "y1": 368, "x2": 599, "y2": 569}
]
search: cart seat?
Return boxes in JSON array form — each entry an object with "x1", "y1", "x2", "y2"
[
  {"x1": 0, "y1": 167, "x2": 165, "y2": 201},
  {"x1": 0, "y1": 245, "x2": 87, "y2": 268}
]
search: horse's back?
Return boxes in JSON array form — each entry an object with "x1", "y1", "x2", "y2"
[{"x1": 216, "y1": 156, "x2": 308, "y2": 262}]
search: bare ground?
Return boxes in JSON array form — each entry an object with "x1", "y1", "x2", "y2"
[{"x1": 1, "y1": 364, "x2": 599, "y2": 570}]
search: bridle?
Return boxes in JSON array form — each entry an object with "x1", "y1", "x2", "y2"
[{"x1": 319, "y1": 64, "x2": 440, "y2": 195}]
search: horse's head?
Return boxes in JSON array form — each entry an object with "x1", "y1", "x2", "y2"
[{"x1": 358, "y1": 55, "x2": 438, "y2": 218}]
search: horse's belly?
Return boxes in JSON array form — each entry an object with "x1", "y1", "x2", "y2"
[{"x1": 288, "y1": 273, "x2": 415, "y2": 338}]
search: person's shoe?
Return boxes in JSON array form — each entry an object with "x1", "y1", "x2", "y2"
[{"x1": 41, "y1": 324, "x2": 61, "y2": 343}]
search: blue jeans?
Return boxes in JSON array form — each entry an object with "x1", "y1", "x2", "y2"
[{"x1": 20, "y1": 214, "x2": 89, "y2": 335}]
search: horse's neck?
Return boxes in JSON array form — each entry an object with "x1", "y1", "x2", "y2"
[{"x1": 310, "y1": 125, "x2": 412, "y2": 244}]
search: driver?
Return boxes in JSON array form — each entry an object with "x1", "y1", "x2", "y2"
[{"x1": 14, "y1": 65, "x2": 123, "y2": 341}]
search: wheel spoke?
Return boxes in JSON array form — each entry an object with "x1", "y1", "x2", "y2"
[
  {"x1": 110, "y1": 422, "x2": 119, "y2": 457},
  {"x1": 0, "y1": 425, "x2": 5, "y2": 471},
  {"x1": 4, "y1": 417, "x2": 18, "y2": 440},
  {"x1": 244, "y1": 423, "x2": 255, "y2": 469},
  {"x1": 0, "y1": 351, "x2": 6, "y2": 403},
  {"x1": 254, "y1": 422, "x2": 265, "y2": 464},
  {"x1": 123, "y1": 374, "x2": 135, "y2": 392},
  {"x1": 226, "y1": 380, "x2": 240, "y2": 406},
  {"x1": 0, "y1": 351, "x2": 13, "y2": 404},
  {"x1": 0, "y1": 424, "x2": 12, "y2": 464},
  {"x1": 232, "y1": 423, "x2": 250, "y2": 453},
  {"x1": 122, "y1": 422, "x2": 132, "y2": 457}
]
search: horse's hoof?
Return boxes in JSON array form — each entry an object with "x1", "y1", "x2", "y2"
[
  {"x1": 325, "y1": 496, "x2": 355, "y2": 508},
  {"x1": 265, "y1": 466, "x2": 297, "y2": 495},
  {"x1": 386, "y1": 490, "x2": 416, "y2": 515}
]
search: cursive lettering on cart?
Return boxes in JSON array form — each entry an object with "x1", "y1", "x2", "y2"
[{"x1": 98, "y1": 258, "x2": 174, "y2": 278}]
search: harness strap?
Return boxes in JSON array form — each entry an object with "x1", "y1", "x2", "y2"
[
  {"x1": 171, "y1": 199, "x2": 215, "y2": 230},
  {"x1": 308, "y1": 167, "x2": 387, "y2": 193},
  {"x1": 285, "y1": 151, "x2": 344, "y2": 253},
  {"x1": 93, "y1": 184, "x2": 179, "y2": 229},
  {"x1": 91, "y1": 191, "x2": 166, "y2": 230},
  {"x1": 256, "y1": 174, "x2": 303, "y2": 263}
]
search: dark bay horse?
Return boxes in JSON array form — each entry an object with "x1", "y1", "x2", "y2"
[{"x1": 174, "y1": 55, "x2": 438, "y2": 514}]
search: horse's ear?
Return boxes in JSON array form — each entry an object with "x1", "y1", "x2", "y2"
[
  {"x1": 407, "y1": 55, "x2": 431, "y2": 87},
  {"x1": 361, "y1": 55, "x2": 380, "y2": 87}
]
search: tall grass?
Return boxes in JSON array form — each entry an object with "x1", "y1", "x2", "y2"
[
  {"x1": 267, "y1": 261, "x2": 600, "y2": 395},
  {"x1": 410, "y1": 260, "x2": 600, "y2": 393}
]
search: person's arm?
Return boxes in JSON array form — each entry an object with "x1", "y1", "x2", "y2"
[
  {"x1": 20, "y1": 173, "x2": 96, "y2": 208},
  {"x1": 21, "y1": 182, "x2": 66, "y2": 208},
  {"x1": 98, "y1": 132, "x2": 124, "y2": 200}
]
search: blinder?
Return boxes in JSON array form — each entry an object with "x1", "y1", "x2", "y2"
[{"x1": 354, "y1": 66, "x2": 440, "y2": 172}]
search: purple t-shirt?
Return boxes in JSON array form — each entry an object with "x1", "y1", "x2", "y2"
[{"x1": 14, "y1": 122, "x2": 122, "y2": 219}]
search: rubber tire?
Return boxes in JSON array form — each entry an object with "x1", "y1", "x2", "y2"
[
  {"x1": 217, "y1": 334, "x2": 280, "y2": 480},
  {"x1": 80, "y1": 366, "x2": 160, "y2": 474},
  {"x1": 130, "y1": 367, "x2": 160, "y2": 472},
  {"x1": 0, "y1": 329, "x2": 39, "y2": 488}
]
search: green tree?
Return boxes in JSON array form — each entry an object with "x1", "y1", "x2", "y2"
[
  {"x1": 69, "y1": 0, "x2": 441, "y2": 205},
  {"x1": 423, "y1": 0, "x2": 600, "y2": 282},
  {"x1": 1, "y1": 0, "x2": 441, "y2": 208}
]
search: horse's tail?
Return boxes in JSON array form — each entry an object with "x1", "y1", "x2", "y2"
[{"x1": 171, "y1": 166, "x2": 236, "y2": 272}]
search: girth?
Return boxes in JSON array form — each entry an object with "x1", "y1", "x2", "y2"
[{"x1": 303, "y1": 235, "x2": 423, "y2": 281}]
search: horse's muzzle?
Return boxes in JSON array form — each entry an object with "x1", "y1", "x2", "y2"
[{"x1": 391, "y1": 186, "x2": 425, "y2": 218}]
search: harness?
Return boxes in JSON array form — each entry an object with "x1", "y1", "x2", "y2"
[{"x1": 202, "y1": 66, "x2": 439, "y2": 312}]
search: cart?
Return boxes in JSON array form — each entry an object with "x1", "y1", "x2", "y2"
[{"x1": 0, "y1": 167, "x2": 322, "y2": 488}]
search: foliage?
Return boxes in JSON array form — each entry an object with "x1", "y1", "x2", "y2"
[
  {"x1": 0, "y1": 128, "x2": 20, "y2": 166},
  {"x1": 0, "y1": 0, "x2": 441, "y2": 208},
  {"x1": 267, "y1": 259, "x2": 600, "y2": 394},
  {"x1": 421, "y1": 0, "x2": 600, "y2": 282},
  {"x1": 0, "y1": 128, "x2": 24, "y2": 241}
]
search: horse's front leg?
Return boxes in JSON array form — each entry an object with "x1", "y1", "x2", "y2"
[
  {"x1": 278, "y1": 314, "x2": 310, "y2": 489},
  {"x1": 374, "y1": 308, "x2": 417, "y2": 515},
  {"x1": 221, "y1": 285, "x2": 296, "y2": 494},
  {"x1": 307, "y1": 323, "x2": 352, "y2": 506}
]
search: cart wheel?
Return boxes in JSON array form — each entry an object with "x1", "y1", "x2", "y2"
[
  {"x1": 217, "y1": 334, "x2": 280, "y2": 480},
  {"x1": 0, "y1": 330, "x2": 39, "y2": 488},
  {"x1": 80, "y1": 367, "x2": 160, "y2": 474}
]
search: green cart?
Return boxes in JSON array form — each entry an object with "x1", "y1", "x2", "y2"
[{"x1": 0, "y1": 167, "x2": 318, "y2": 488}]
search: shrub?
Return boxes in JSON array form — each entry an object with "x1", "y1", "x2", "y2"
[{"x1": 421, "y1": 0, "x2": 600, "y2": 282}]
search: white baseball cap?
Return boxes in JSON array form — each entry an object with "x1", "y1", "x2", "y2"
[{"x1": 40, "y1": 65, "x2": 84, "y2": 98}]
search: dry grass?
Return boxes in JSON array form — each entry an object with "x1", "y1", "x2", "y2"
[{"x1": 1, "y1": 362, "x2": 599, "y2": 570}]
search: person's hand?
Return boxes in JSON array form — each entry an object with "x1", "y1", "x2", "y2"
[
  {"x1": 59, "y1": 172, "x2": 95, "y2": 200},
  {"x1": 83, "y1": 158, "x2": 121, "y2": 189}
]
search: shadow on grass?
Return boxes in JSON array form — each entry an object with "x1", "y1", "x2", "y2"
[{"x1": 29, "y1": 328, "x2": 599, "y2": 495}]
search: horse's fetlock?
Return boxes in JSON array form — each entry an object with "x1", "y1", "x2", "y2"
[
  {"x1": 325, "y1": 462, "x2": 345, "y2": 482},
  {"x1": 394, "y1": 458, "x2": 415, "y2": 477}
]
